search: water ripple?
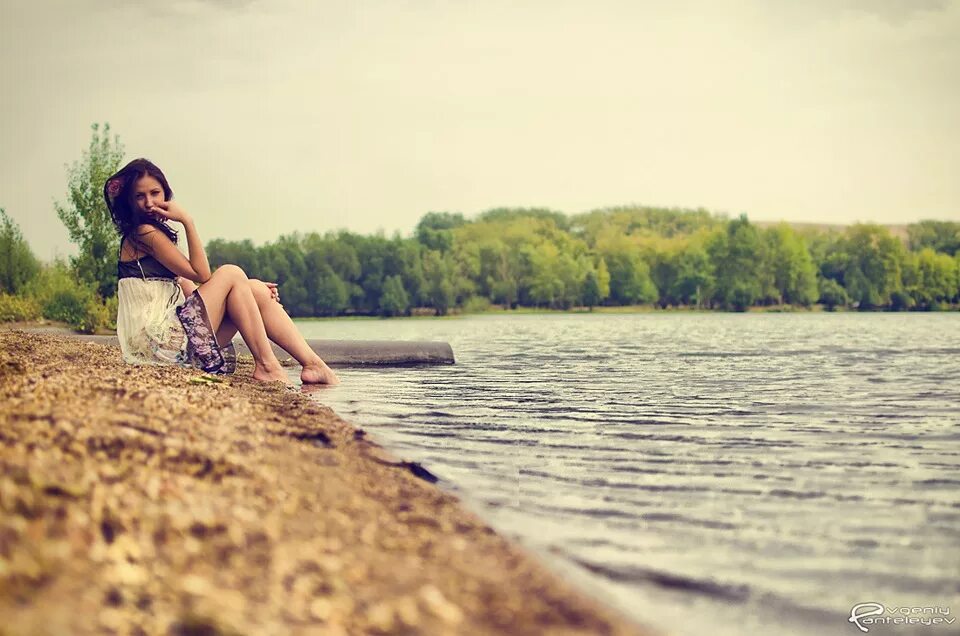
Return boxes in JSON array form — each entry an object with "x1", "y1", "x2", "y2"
[{"x1": 300, "y1": 312, "x2": 960, "y2": 636}]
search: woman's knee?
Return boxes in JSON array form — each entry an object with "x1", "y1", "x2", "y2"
[
  {"x1": 248, "y1": 279, "x2": 271, "y2": 302},
  {"x1": 213, "y1": 264, "x2": 248, "y2": 283}
]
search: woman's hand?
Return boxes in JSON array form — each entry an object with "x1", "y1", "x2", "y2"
[
  {"x1": 148, "y1": 200, "x2": 191, "y2": 225},
  {"x1": 265, "y1": 282, "x2": 282, "y2": 305}
]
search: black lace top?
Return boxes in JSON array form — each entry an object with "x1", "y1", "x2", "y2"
[{"x1": 117, "y1": 255, "x2": 177, "y2": 280}]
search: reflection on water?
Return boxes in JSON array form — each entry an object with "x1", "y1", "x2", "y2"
[{"x1": 294, "y1": 313, "x2": 960, "y2": 636}]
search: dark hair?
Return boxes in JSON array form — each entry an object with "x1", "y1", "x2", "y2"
[{"x1": 104, "y1": 158, "x2": 178, "y2": 253}]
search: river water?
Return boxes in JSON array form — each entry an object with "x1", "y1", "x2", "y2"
[{"x1": 294, "y1": 313, "x2": 960, "y2": 636}]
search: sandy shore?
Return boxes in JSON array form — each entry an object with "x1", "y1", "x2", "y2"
[{"x1": 0, "y1": 331, "x2": 646, "y2": 635}]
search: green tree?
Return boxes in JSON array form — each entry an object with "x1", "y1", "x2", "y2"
[
  {"x1": 280, "y1": 278, "x2": 310, "y2": 316},
  {"x1": 670, "y1": 245, "x2": 713, "y2": 307},
  {"x1": 415, "y1": 212, "x2": 466, "y2": 252},
  {"x1": 707, "y1": 216, "x2": 764, "y2": 310},
  {"x1": 955, "y1": 254, "x2": 960, "y2": 302},
  {"x1": 526, "y1": 242, "x2": 565, "y2": 307},
  {"x1": 352, "y1": 234, "x2": 389, "y2": 313},
  {"x1": 571, "y1": 205, "x2": 720, "y2": 246},
  {"x1": 904, "y1": 248, "x2": 958, "y2": 309},
  {"x1": 582, "y1": 271, "x2": 601, "y2": 309},
  {"x1": 0, "y1": 208, "x2": 40, "y2": 294},
  {"x1": 601, "y1": 248, "x2": 658, "y2": 305},
  {"x1": 907, "y1": 220, "x2": 960, "y2": 256},
  {"x1": 311, "y1": 264, "x2": 349, "y2": 316},
  {"x1": 595, "y1": 258, "x2": 611, "y2": 302},
  {"x1": 764, "y1": 224, "x2": 818, "y2": 306},
  {"x1": 478, "y1": 207, "x2": 570, "y2": 232},
  {"x1": 386, "y1": 237, "x2": 426, "y2": 306},
  {"x1": 422, "y1": 250, "x2": 456, "y2": 315},
  {"x1": 818, "y1": 277, "x2": 848, "y2": 311},
  {"x1": 380, "y1": 274, "x2": 410, "y2": 316},
  {"x1": 303, "y1": 232, "x2": 362, "y2": 283},
  {"x1": 55, "y1": 123, "x2": 125, "y2": 299},
  {"x1": 265, "y1": 235, "x2": 309, "y2": 315},
  {"x1": 207, "y1": 238, "x2": 261, "y2": 276},
  {"x1": 838, "y1": 224, "x2": 905, "y2": 309},
  {"x1": 582, "y1": 258, "x2": 611, "y2": 309}
]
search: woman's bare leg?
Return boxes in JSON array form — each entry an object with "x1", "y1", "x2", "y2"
[
  {"x1": 246, "y1": 280, "x2": 339, "y2": 385},
  {"x1": 215, "y1": 317, "x2": 238, "y2": 349},
  {"x1": 208, "y1": 278, "x2": 339, "y2": 385},
  {"x1": 196, "y1": 265, "x2": 286, "y2": 383}
]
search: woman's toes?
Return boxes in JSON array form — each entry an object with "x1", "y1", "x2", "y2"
[{"x1": 301, "y1": 364, "x2": 339, "y2": 385}]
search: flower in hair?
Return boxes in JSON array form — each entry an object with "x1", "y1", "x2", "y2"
[{"x1": 107, "y1": 179, "x2": 123, "y2": 200}]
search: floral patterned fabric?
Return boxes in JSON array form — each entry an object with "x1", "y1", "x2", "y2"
[{"x1": 176, "y1": 290, "x2": 236, "y2": 375}]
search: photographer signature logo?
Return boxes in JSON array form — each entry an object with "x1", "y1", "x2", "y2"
[{"x1": 849, "y1": 602, "x2": 954, "y2": 632}]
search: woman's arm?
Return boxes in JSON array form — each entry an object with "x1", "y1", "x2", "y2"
[
  {"x1": 180, "y1": 216, "x2": 212, "y2": 282},
  {"x1": 139, "y1": 200, "x2": 212, "y2": 283}
]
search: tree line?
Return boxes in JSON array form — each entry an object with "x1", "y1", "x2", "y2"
[
  {"x1": 202, "y1": 210, "x2": 960, "y2": 316},
  {"x1": 2, "y1": 123, "x2": 959, "y2": 329}
]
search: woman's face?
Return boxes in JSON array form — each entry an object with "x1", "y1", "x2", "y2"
[{"x1": 132, "y1": 175, "x2": 166, "y2": 213}]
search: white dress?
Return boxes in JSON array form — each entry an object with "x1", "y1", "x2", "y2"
[
  {"x1": 115, "y1": 254, "x2": 236, "y2": 374},
  {"x1": 116, "y1": 276, "x2": 188, "y2": 366}
]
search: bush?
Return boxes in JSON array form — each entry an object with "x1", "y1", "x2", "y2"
[
  {"x1": 102, "y1": 295, "x2": 119, "y2": 331},
  {"x1": 462, "y1": 295, "x2": 492, "y2": 314},
  {"x1": 76, "y1": 296, "x2": 114, "y2": 334},
  {"x1": 0, "y1": 293, "x2": 41, "y2": 322},
  {"x1": 726, "y1": 282, "x2": 755, "y2": 312},
  {"x1": 818, "y1": 277, "x2": 849, "y2": 311},
  {"x1": 21, "y1": 260, "x2": 114, "y2": 332},
  {"x1": 44, "y1": 287, "x2": 95, "y2": 326},
  {"x1": 0, "y1": 208, "x2": 40, "y2": 294},
  {"x1": 42, "y1": 290, "x2": 113, "y2": 334},
  {"x1": 889, "y1": 290, "x2": 915, "y2": 312},
  {"x1": 25, "y1": 261, "x2": 81, "y2": 308}
]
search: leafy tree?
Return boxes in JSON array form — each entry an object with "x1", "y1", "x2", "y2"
[
  {"x1": 671, "y1": 245, "x2": 713, "y2": 308},
  {"x1": 0, "y1": 208, "x2": 40, "y2": 294},
  {"x1": 280, "y1": 278, "x2": 310, "y2": 316},
  {"x1": 595, "y1": 258, "x2": 611, "y2": 303},
  {"x1": 602, "y1": 248, "x2": 658, "y2": 305},
  {"x1": 55, "y1": 123, "x2": 125, "y2": 298},
  {"x1": 422, "y1": 250, "x2": 456, "y2": 315},
  {"x1": 904, "y1": 248, "x2": 958, "y2": 309},
  {"x1": 764, "y1": 224, "x2": 818, "y2": 306},
  {"x1": 207, "y1": 238, "x2": 261, "y2": 276},
  {"x1": 526, "y1": 242, "x2": 565, "y2": 307},
  {"x1": 380, "y1": 274, "x2": 410, "y2": 316},
  {"x1": 303, "y1": 232, "x2": 362, "y2": 282},
  {"x1": 955, "y1": 254, "x2": 960, "y2": 302},
  {"x1": 388, "y1": 238, "x2": 426, "y2": 305},
  {"x1": 478, "y1": 207, "x2": 570, "y2": 232},
  {"x1": 645, "y1": 241, "x2": 681, "y2": 307},
  {"x1": 310, "y1": 264, "x2": 349, "y2": 316},
  {"x1": 266, "y1": 235, "x2": 309, "y2": 314},
  {"x1": 818, "y1": 277, "x2": 848, "y2": 311},
  {"x1": 582, "y1": 271, "x2": 602, "y2": 309},
  {"x1": 837, "y1": 224, "x2": 905, "y2": 309},
  {"x1": 907, "y1": 220, "x2": 960, "y2": 256},
  {"x1": 415, "y1": 212, "x2": 466, "y2": 252},
  {"x1": 707, "y1": 216, "x2": 764, "y2": 310},
  {"x1": 571, "y1": 205, "x2": 720, "y2": 245}
]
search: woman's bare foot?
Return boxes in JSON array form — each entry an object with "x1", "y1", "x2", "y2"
[
  {"x1": 253, "y1": 361, "x2": 289, "y2": 383},
  {"x1": 301, "y1": 359, "x2": 339, "y2": 385}
]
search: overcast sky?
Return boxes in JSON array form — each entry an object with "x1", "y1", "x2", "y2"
[{"x1": 1, "y1": 0, "x2": 958, "y2": 260}]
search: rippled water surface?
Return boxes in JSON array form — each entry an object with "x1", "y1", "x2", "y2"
[{"x1": 295, "y1": 313, "x2": 960, "y2": 636}]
